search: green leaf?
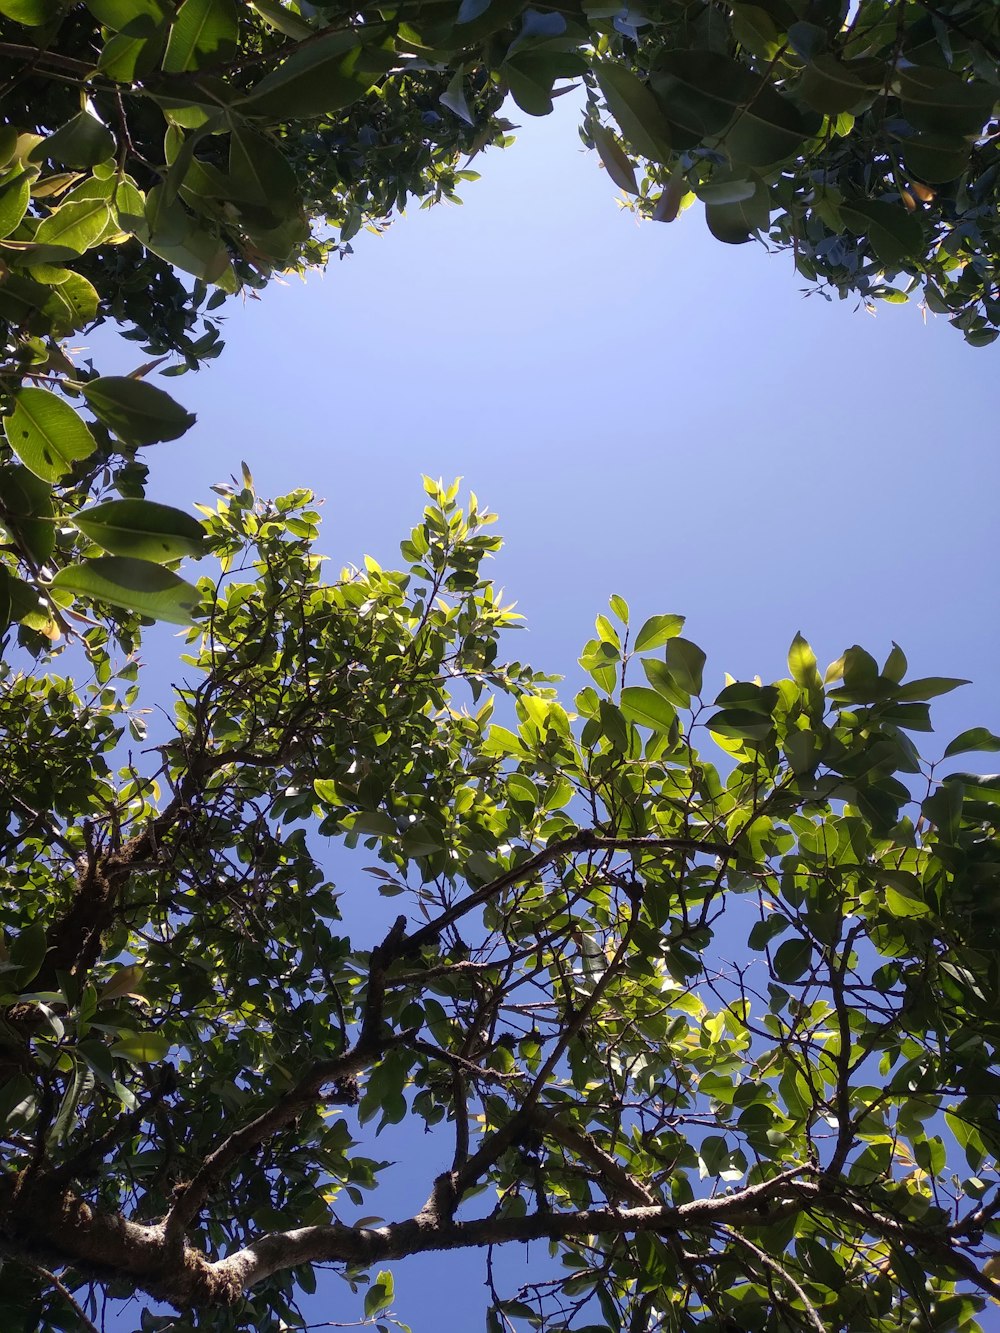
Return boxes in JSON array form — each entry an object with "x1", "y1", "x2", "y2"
[
  {"x1": 50, "y1": 557, "x2": 202, "y2": 624},
  {"x1": 748, "y1": 913, "x2": 790, "y2": 950},
  {"x1": 364, "y1": 1270, "x2": 394, "y2": 1318},
  {"x1": 634, "y1": 613, "x2": 684, "y2": 652},
  {"x1": 706, "y1": 708, "x2": 774, "y2": 743},
  {"x1": 694, "y1": 176, "x2": 757, "y2": 206},
  {"x1": 942, "y1": 773, "x2": 1000, "y2": 805},
  {"x1": 884, "y1": 886, "x2": 930, "y2": 919},
  {"x1": 665, "y1": 637, "x2": 705, "y2": 696},
  {"x1": 620, "y1": 686, "x2": 676, "y2": 733},
  {"x1": 652, "y1": 50, "x2": 816, "y2": 164},
  {"x1": 641, "y1": 656, "x2": 690, "y2": 708},
  {"x1": 590, "y1": 122, "x2": 638, "y2": 195},
  {"x1": 86, "y1": 0, "x2": 167, "y2": 29},
  {"x1": 5, "y1": 387, "x2": 97, "y2": 482},
  {"x1": 897, "y1": 66, "x2": 996, "y2": 138},
  {"x1": 595, "y1": 63, "x2": 672, "y2": 165},
  {"x1": 504, "y1": 51, "x2": 586, "y2": 117},
  {"x1": 579, "y1": 638, "x2": 619, "y2": 694},
  {"x1": 73, "y1": 499, "x2": 207, "y2": 561},
  {"x1": 99, "y1": 25, "x2": 169, "y2": 81},
  {"x1": 0, "y1": 463, "x2": 54, "y2": 562},
  {"x1": 891, "y1": 676, "x2": 968, "y2": 702},
  {"x1": 705, "y1": 179, "x2": 770, "y2": 244},
  {"x1": 0, "y1": 0, "x2": 63, "y2": 23},
  {"x1": 730, "y1": 4, "x2": 780, "y2": 59},
  {"x1": 882, "y1": 641, "x2": 907, "y2": 683},
  {"x1": 161, "y1": 0, "x2": 238, "y2": 73},
  {"x1": 250, "y1": 0, "x2": 312, "y2": 39},
  {"x1": 788, "y1": 632, "x2": 821, "y2": 689},
  {"x1": 652, "y1": 50, "x2": 752, "y2": 138},
  {"x1": 799, "y1": 55, "x2": 876, "y2": 116},
  {"x1": 238, "y1": 32, "x2": 385, "y2": 120},
  {"x1": 0, "y1": 565, "x2": 45, "y2": 631},
  {"x1": 458, "y1": 0, "x2": 490, "y2": 22},
  {"x1": 895, "y1": 131, "x2": 971, "y2": 184},
  {"x1": 0, "y1": 168, "x2": 32, "y2": 238},
  {"x1": 32, "y1": 197, "x2": 112, "y2": 257},
  {"x1": 723, "y1": 86, "x2": 814, "y2": 167},
  {"x1": 47, "y1": 1061, "x2": 90, "y2": 1147},
  {"x1": 773, "y1": 936, "x2": 812, "y2": 983},
  {"x1": 82, "y1": 377, "x2": 196, "y2": 445},
  {"x1": 944, "y1": 728, "x2": 1000, "y2": 760},
  {"x1": 838, "y1": 199, "x2": 925, "y2": 268},
  {"x1": 9, "y1": 921, "x2": 47, "y2": 986},
  {"x1": 440, "y1": 69, "x2": 474, "y2": 126},
  {"x1": 40, "y1": 269, "x2": 100, "y2": 335},
  {"x1": 228, "y1": 124, "x2": 301, "y2": 214},
  {"x1": 111, "y1": 1032, "x2": 171, "y2": 1062},
  {"x1": 30, "y1": 113, "x2": 115, "y2": 169},
  {"x1": 598, "y1": 699, "x2": 629, "y2": 751}
]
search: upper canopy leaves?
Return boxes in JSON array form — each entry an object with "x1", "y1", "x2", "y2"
[{"x1": 0, "y1": 0, "x2": 997, "y2": 643}]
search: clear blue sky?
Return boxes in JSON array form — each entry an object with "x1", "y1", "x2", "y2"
[{"x1": 98, "y1": 92, "x2": 1000, "y2": 1331}]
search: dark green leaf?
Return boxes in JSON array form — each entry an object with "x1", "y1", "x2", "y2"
[
  {"x1": 665, "y1": 637, "x2": 705, "y2": 696},
  {"x1": 595, "y1": 63, "x2": 672, "y2": 164},
  {"x1": 0, "y1": 463, "x2": 54, "y2": 562},
  {"x1": 238, "y1": 32, "x2": 385, "y2": 119},
  {"x1": 892, "y1": 676, "x2": 968, "y2": 702},
  {"x1": 838, "y1": 199, "x2": 925, "y2": 267},
  {"x1": 9, "y1": 921, "x2": 47, "y2": 986},
  {"x1": 82, "y1": 377, "x2": 196, "y2": 445},
  {"x1": 590, "y1": 122, "x2": 638, "y2": 194},
  {"x1": 772, "y1": 936, "x2": 812, "y2": 983},
  {"x1": 944, "y1": 728, "x2": 1000, "y2": 759},
  {"x1": 799, "y1": 55, "x2": 876, "y2": 116}
]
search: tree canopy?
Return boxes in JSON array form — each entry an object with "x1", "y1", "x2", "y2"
[
  {"x1": 1, "y1": 476, "x2": 1000, "y2": 1331},
  {"x1": 1, "y1": 4, "x2": 999, "y2": 1326},
  {"x1": 0, "y1": 0, "x2": 999, "y2": 634}
]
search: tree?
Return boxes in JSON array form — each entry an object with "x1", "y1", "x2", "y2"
[
  {"x1": 1, "y1": 0, "x2": 1000, "y2": 633},
  {"x1": 2, "y1": 474, "x2": 1000, "y2": 1331}
]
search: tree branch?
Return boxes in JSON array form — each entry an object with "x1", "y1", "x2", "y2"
[
  {"x1": 403, "y1": 832, "x2": 730, "y2": 956},
  {"x1": 164, "y1": 916, "x2": 408, "y2": 1241}
]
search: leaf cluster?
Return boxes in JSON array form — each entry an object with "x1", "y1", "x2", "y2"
[{"x1": 0, "y1": 481, "x2": 999, "y2": 1331}]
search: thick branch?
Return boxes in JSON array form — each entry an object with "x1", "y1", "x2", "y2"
[{"x1": 216, "y1": 1167, "x2": 816, "y2": 1294}]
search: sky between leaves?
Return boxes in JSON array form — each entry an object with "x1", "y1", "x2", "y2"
[{"x1": 95, "y1": 91, "x2": 1000, "y2": 1332}]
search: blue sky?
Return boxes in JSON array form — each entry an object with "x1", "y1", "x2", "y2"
[
  {"x1": 130, "y1": 92, "x2": 999, "y2": 745},
  {"x1": 96, "y1": 91, "x2": 1000, "y2": 1331}
]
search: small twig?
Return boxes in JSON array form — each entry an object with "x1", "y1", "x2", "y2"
[
  {"x1": 720, "y1": 1225, "x2": 825, "y2": 1333},
  {"x1": 23, "y1": 1263, "x2": 99, "y2": 1333}
]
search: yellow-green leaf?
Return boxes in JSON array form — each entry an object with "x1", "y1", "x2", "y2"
[
  {"x1": 73, "y1": 498, "x2": 207, "y2": 561},
  {"x1": 5, "y1": 387, "x2": 97, "y2": 482},
  {"x1": 50, "y1": 557, "x2": 201, "y2": 624}
]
